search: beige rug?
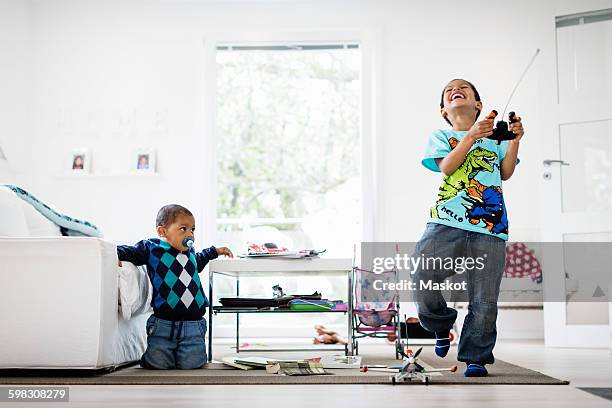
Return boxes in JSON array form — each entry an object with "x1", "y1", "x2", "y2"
[{"x1": 0, "y1": 348, "x2": 569, "y2": 385}]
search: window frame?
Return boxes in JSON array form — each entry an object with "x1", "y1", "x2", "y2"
[{"x1": 199, "y1": 30, "x2": 380, "y2": 337}]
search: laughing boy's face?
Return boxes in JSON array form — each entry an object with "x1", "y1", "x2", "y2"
[
  {"x1": 442, "y1": 79, "x2": 477, "y2": 109},
  {"x1": 440, "y1": 79, "x2": 484, "y2": 127}
]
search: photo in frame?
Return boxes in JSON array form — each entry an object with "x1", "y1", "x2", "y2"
[
  {"x1": 133, "y1": 148, "x2": 156, "y2": 173},
  {"x1": 70, "y1": 149, "x2": 90, "y2": 173}
]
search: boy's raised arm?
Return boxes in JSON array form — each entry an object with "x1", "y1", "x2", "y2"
[
  {"x1": 195, "y1": 246, "x2": 234, "y2": 272},
  {"x1": 437, "y1": 119, "x2": 494, "y2": 176},
  {"x1": 500, "y1": 141, "x2": 520, "y2": 180},
  {"x1": 501, "y1": 117, "x2": 524, "y2": 181},
  {"x1": 117, "y1": 240, "x2": 149, "y2": 266},
  {"x1": 436, "y1": 137, "x2": 475, "y2": 175},
  {"x1": 195, "y1": 246, "x2": 219, "y2": 272}
]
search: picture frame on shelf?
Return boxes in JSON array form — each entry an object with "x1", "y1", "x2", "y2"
[
  {"x1": 133, "y1": 148, "x2": 156, "y2": 174},
  {"x1": 70, "y1": 149, "x2": 90, "y2": 173}
]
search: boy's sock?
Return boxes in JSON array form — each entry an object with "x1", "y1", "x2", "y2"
[
  {"x1": 464, "y1": 363, "x2": 488, "y2": 377},
  {"x1": 434, "y1": 330, "x2": 451, "y2": 358}
]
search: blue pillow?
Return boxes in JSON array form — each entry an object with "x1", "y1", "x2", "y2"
[{"x1": 2, "y1": 184, "x2": 103, "y2": 238}]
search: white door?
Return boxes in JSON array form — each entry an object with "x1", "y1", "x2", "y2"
[{"x1": 541, "y1": 8, "x2": 612, "y2": 347}]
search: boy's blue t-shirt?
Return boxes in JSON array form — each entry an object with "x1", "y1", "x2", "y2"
[{"x1": 422, "y1": 129, "x2": 519, "y2": 241}]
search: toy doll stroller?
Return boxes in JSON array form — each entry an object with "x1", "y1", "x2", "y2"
[{"x1": 351, "y1": 267, "x2": 401, "y2": 359}]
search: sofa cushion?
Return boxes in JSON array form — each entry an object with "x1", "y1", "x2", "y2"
[
  {"x1": 20, "y1": 200, "x2": 62, "y2": 237},
  {"x1": 2, "y1": 185, "x2": 102, "y2": 237},
  {"x1": 118, "y1": 261, "x2": 152, "y2": 320}
]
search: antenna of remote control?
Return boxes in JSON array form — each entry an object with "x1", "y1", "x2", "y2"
[{"x1": 500, "y1": 48, "x2": 541, "y2": 120}]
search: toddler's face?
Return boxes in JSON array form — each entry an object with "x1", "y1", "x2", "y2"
[{"x1": 157, "y1": 213, "x2": 196, "y2": 251}]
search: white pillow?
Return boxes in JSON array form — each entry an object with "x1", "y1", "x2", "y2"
[
  {"x1": 0, "y1": 162, "x2": 15, "y2": 184},
  {"x1": 118, "y1": 261, "x2": 152, "y2": 320},
  {"x1": 0, "y1": 187, "x2": 29, "y2": 236},
  {"x1": 19, "y1": 199, "x2": 62, "y2": 237}
]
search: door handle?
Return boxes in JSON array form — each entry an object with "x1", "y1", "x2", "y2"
[{"x1": 543, "y1": 159, "x2": 570, "y2": 167}]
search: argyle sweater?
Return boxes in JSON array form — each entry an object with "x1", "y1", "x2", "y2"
[{"x1": 117, "y1": 238, "x2": 217, "y2": 321}]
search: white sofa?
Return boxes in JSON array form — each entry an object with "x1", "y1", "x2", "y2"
[{"x1": 0, "y1": 187, "x2": 147, "y2": 369}]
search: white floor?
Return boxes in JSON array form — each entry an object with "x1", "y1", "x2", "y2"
[{"x1": 13, "y1": 339, "x2": 612, "y2": 408}]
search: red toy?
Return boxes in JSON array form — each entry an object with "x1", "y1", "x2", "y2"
[{"x1": 247, "y1": 242, "x2": 289, "y2": 255}]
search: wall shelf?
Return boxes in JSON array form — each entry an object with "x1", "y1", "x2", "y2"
[{"x1": 56, "y1": 173, "x2": 160, "y2": 179}]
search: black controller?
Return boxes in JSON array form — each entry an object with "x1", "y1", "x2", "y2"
[{"x1": 487, "y1": 110, "x2": 518, "y2": 144}]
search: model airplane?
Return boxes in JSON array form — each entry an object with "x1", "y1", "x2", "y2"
[{"x1": 391, "y1": 346, "x2": 457, "y2": 385}]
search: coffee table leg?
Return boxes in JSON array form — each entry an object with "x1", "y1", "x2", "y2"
[
  {"x1": 208, "y1": 269, "x2": 213, "y2": 362},
  {"x1": 236, "y1": 277, "x2": 240, "y2": 353},
  {"x1": 347, "y1": 268, "x2": 354, "y2": 355}
]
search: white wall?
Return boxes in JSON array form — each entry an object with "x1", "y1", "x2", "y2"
[
  {"x1": 5, "y1": 0, "x2": 612, "y2": 339},
  {"x1": 10, "y1": 0, "x2": 611, "y2": 245},
  {"x1": 0, "y1": 0, "x2": 29, "y2": 183},
  {"x1": 6, "y1": 0, "x2": 612, "y2": 241}
]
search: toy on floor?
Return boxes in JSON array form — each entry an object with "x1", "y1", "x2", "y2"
[
  {"x1": 391, "y1": 346, "x2": 457, "y2": 385},
  {"x1": 351, "y1": 267, "x2": 401, "y2": 358},
  {"x1": 313, "y1": 324, "x2": 348, "y2": 345}
]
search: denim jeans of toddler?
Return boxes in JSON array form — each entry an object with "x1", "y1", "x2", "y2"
[
  {"x1": 140, "y1": 315, "x2": 208, "y2": 369},
  {"x1": 412, "y1": 222, "x2": 505, "y2": 365}
]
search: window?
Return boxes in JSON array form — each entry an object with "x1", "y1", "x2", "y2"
[
  {"x1": 213, "y1": 42, "x2": 362, "y2": 336},
  {"x1": 215, "y1": 43, "x2": 362, "y2": 257}
]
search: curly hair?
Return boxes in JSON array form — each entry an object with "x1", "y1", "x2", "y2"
[{"x1": 156, "y1": 204, "x2": 193, "y2": 227}]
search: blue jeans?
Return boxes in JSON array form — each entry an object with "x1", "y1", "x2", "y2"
[
  {"x1": 412, "y1": 222, "x2": 505, "y2": 365},
  {"x1": 141, "y1": 315, "x2": 208, "y2": 369}
]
